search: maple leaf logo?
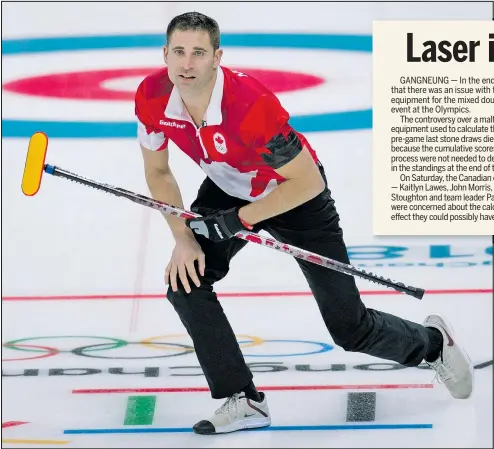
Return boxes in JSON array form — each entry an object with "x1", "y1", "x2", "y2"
[{"x1": 213, "y1": 133, "x2": 227, "y2": 154}]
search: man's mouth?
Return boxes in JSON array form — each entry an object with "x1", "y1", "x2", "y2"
[{"x1": 179, "y1": 75, "x2": 195, "y2": 79}]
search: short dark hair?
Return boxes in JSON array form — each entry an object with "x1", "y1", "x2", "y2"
[{"x1": 166, "y1": 12, "x2": 220, "y2": 50}]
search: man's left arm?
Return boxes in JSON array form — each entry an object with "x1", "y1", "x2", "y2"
[
  {"x1": 185, "y1": 125, "x2": 325, "y2": 242},
  {"x1": 238, "y1": 130, "x2": 326, "y2": 226},
  {"x1": 185, "y1": 95, "x2": 325, "y2": 242}
]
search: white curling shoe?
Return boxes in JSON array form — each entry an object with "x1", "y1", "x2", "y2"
[
  {"x1": 193, "y1": 392, "x2": 271, "y2": 435},
  {"x1": 423, "y1": 314, "x2": 474, "y2": 399}
]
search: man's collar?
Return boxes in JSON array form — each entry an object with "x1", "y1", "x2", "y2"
[{"x1": 165, "y1": 66, "x2": 224, "y2": 126}]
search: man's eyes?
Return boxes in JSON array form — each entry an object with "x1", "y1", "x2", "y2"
[{"x1": 174, "y1": 50, "x2": 204, "y2": 56}]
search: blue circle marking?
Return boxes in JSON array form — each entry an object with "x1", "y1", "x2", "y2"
[{"x1": 2, "y1": 33, "x2": 372, "y2": 138}]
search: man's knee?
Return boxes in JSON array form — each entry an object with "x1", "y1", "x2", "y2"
[
  {"x1": 167, "y1": 286, "x2": 204, "y2": 330},
  {"x1": 166, "y1": 283, "x2": 223, "y2": 319},
  {"x1": 327, "y1": 314, "x2": 376, "y2": 353},
  {"x1": 331, "y1": 332, "x2": 361, "y2": 352},
  {"x1": 166, "y1": 283, "x2": 204, "y2": 305},
  {"x1": 166, "y1": 285, "x2": 190, "y2": 315}
]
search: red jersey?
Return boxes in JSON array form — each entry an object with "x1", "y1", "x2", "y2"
[{"x1": 135, "y1": 65, "x2": 319, "y2": 201}]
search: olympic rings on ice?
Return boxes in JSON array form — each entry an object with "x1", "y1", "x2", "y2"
[
  {"x1": 5, "y1": 335, "x2": 127, "y2": 353},
  {"x1": 2, "y1": 334, "x2": 334, "y2": 361},
  {"x1": 140, "y1": 334, "x2": 264, "y2": 351},
  {"x1": 2, "y1": 344, "x2": 60, "y2": 361},
  {"x1": 72, "y1": 342, "x2": 195, "y2": 359}
]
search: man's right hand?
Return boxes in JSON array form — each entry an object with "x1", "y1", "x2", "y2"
[
  {"x1": 165, "y1": 231, "x2": 206, "y2": 294},
  {"x1": 139, "y1": 143, "x2": 205, "y2": 294}
]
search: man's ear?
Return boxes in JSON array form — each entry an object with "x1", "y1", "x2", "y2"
[
  {"x1": 163, "y1": 45, "x2": 168, "y2": 64},
  {"x1": 213, "y1": 48, "x2": 223, "y2": 68}
]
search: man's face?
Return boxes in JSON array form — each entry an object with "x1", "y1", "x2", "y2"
[{"x1": 164, "y1": 29, "x2": 222, "y2": 93}]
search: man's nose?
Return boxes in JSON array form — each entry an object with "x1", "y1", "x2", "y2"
[{"x1": 181, "y1": 55, "x2": 193, "y2": 71}]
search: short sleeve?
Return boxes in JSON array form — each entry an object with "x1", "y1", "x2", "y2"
[
  {"x1": 135, "y1": 82, "x2": 169, "y2": 151},
  {"x1": 239, "y1": 93, "x2": 290, "y2": 149},
  {"x1": 240, "y1": 94, "x2": 303, "y2": 169}
]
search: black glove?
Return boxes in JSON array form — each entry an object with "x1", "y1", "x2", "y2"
[{"x1": 186, "y1": 208, "x2": 253, "y2": 242}]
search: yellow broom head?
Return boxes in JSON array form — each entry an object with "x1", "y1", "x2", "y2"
[{"x1": 22, "y1": 132, "x2": 48, "y2": 196}]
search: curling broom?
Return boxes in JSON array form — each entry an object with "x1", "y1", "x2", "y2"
[{"x1": 21, "y1": 132, "x2": 425, "y2": 299}]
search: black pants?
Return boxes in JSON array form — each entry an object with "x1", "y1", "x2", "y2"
[{"x1": 167, "y1": 166, "x2": 433, "y2": 399}]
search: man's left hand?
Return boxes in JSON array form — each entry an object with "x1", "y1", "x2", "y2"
[{"x1": 186, "y1": 208, "x2": 253, "y2": 242}]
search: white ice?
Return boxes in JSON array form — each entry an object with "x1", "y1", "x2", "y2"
[{"x1": 1, "y1": 2, "x2": 492, "y2": 448}]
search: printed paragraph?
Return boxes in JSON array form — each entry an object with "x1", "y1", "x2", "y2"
[{"x1": 373, "y1": 21, "x2": 494, "y2": 235}]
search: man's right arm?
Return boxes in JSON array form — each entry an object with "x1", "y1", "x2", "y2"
[
  {"x1": 135, "y1": 83, "x2": 205, "y2": 292},
  {"x1": 140, "y1": 144, "x2": 194, "y2": 241}
]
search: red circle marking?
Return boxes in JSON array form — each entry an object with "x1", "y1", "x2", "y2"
[
  {"x1": 2, "y1": 68, "x2": 325, "y2": 101},
  {"x1": 2, "y1": 343, "x2": 59, "y2": 361}
]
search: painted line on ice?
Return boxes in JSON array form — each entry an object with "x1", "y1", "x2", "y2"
[
  {"x1": 2, "y1": 288, "x2": 491, "y2": 301},
  {"x1": 1, "y1": 422, "x2": 29, "y2": 428},
  {"x1": 63, "y1": 423, "x2": 433, "y2": 434},
  {"x1": 73, "y1": 383, "x2": 433, "y2": 394},
  {"x1": 1, "y1": 439, "x2": 69, "y2": 445}
]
